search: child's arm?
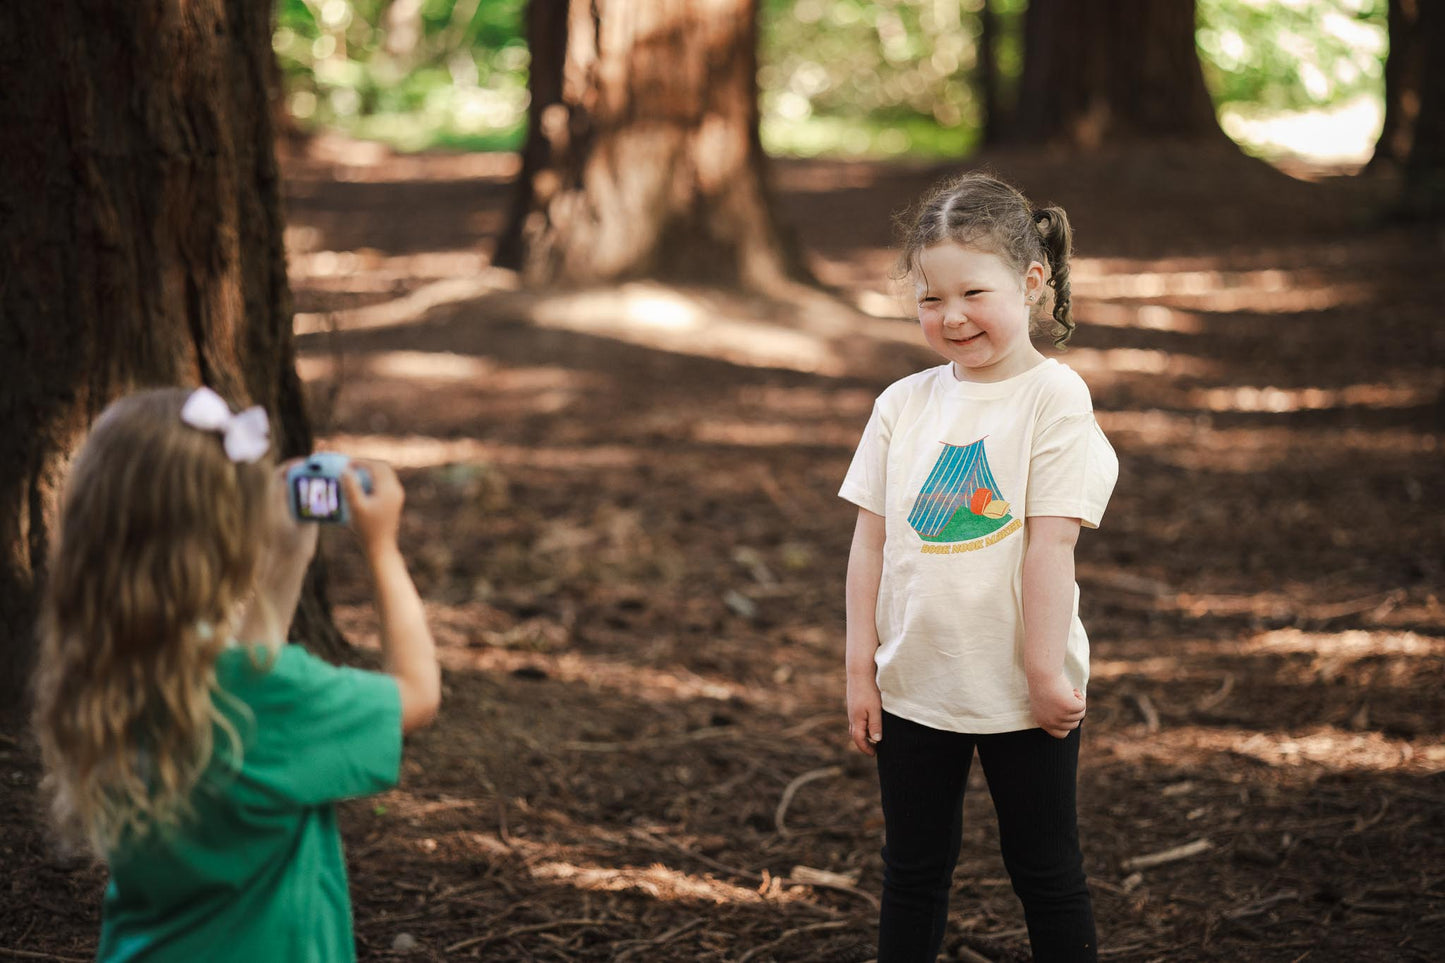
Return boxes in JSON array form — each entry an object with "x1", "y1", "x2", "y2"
[
  {"x1": 342, "y1": 462, "x2": 440, "y2": 735},
  {"x1": 1022, "y1": 515, "x2": 1088, "y2": 738},
  {"x1": 236, "y1": 463, "x2": 319, "y2": 646},
  {"x1": 845, "y1": 508, "x2": 887, "y2": 755}
]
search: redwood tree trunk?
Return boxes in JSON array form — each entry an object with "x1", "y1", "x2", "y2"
[
  {"x1": 1369, "y1": 0, "x2": 1423, "y2": 172},
  {"x1": 1402, "y1": 0, "x2": 1445, "y2": 215},
  {"x1": 1006, "y1": 0, "x2": 1227, "y2": 148},
  {"x1": 0, "y1": 0, "x2": 344, "y2": 717},
  {"x1": 495, "y1": 0, "x2": 809, "y2": 290}
]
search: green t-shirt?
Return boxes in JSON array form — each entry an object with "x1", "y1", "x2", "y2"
[{"x1": 98, "y1": 644, "x2": 402, "y2": 963}]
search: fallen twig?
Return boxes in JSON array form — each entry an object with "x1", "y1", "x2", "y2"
[
  {"x1": 560, "y1": 725, "x2": 735, "y2": 753},
  {"x1": 1129, "y1": 692, "x2": 1160, "y2": 732},
  {"x1": 775, "y1": 765, "x2": 843, "y2": 836},
  {"x1": 1122, "y1": 837, "x2": 1214, "y2": 871},
  {"x1": 496, "y1": 797, "x2": 513, "y2": 848},
  {"x1": 628, "y1": 826, "x2": 762, "y2": 882},
  {"x1": 1222, "y1": 889, "x2": 1299, "y2": 920},
  {"x1": 612, "y1": 917, "x2": 704, "y2": 962},
  {"x1": 781, "y1": 868, "x2": 880, "y2": 910},
  {"x1": 442, "y1": 917, "x2": 617, "y2": 954},
  {"x1": 1195, "y1": 673, "x2": 1235, "y2": 711},
  {"x1": 0, "y1": 949, "x2": 89, "y2": 963},
  {"x1": 735, "y1": 920, "x2": 852, "y2": 963}
]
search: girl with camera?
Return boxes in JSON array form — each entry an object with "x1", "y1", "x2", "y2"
[{"x1": 32, "y1": 386, "x2": 439, "y2": 962}]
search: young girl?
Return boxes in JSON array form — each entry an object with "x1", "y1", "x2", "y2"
[
  {"x1": 841, "y1": 172, "x2": 1117, "y2": 962},
  {"x1": 31, "y1": 386, "x2": 440, "y2": 962}
]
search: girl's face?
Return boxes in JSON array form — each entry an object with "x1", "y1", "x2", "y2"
[{"x1": 914, "y1": 241, "x2": 1045, "y2": 383}]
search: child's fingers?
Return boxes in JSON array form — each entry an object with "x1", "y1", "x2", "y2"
[
  {"x1": 339, "y1": 466, "x2": 364, "y2": 504},
  {"x1": 347, "y1": 459, "x2": 403, "y2": 507},
  {"x1": 849, "y1": 720, "x2": 874, "y2": 756},
  {"x1": 849, "y1": 707, "x2": 879, "y2": 756}
]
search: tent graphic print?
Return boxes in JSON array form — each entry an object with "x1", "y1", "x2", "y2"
[{"x1": 908, "y1": 438, "x2": 1014, "y2": 543}]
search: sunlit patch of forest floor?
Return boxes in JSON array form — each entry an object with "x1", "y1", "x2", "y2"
[{"x1": 4, "y1": 135, "x2": 1442, "y2": 962}]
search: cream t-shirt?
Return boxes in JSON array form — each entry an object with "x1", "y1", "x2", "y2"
[{"x1": 839, "y1": 359, "x2": 1118, "y2": 734}]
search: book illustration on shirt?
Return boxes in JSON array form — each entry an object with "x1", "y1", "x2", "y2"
[{"x1": 907, "y1": 437, "x2": 1019, "y2": 547}]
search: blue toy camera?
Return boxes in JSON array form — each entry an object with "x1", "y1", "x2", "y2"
[{"x1": 286, "y1": 453, "x2": 373, "y2": 524}]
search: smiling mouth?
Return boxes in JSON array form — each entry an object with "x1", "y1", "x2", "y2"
[{"x1": 947, "y1": 332, "x2": 984, "y2": 345}]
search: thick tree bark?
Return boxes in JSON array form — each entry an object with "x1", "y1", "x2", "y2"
[
  {"x1": 1402, "y1": 0, "x2": 1445, "y2": 216},
  {"x1": 495, "y1": 0, "x2": 809, "y2": 290},
  {"x1": 1369, "y1": 0, "x2": 1423, "y2": 172},
  {"x1": 1006, "y1": 0, "x2": 1228, "y2": 148},
  {"x1": 0, "y1": 0, "x2": 345, "y2": 717}
]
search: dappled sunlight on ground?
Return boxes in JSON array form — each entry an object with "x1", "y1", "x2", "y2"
[
  {"x1": 529, "y1": 284, "x2": 848, "y2": 375},
  {"x1": 321, "y1": 433, "x2": 644, "y2": 470},
  {"x1": 1097, "y1": 725, "x2": 1443, "y2": 775},
  {"x1": 187, "y1": 148, "x2": 1445, "y2": 960},
  {"x1": 1188, "y1": 378, "x2": 1443, "y2": 413},
  {"x1": 528, "y1": 860, "x2": 768, "y2": 905},
  {"x1": 1077, "y1": 301, "x2": 1205, "y2": 333},
  {"x1": 1065, "y1": 346, "x2": 1222, "y2": 378},
  {"x1": 10, "y1": 138, "x2": 1444, "y2": 963}
]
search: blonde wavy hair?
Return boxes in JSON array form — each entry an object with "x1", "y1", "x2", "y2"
[{"x1": 32, "y1": 388, "x2": 273, "y2": 855}]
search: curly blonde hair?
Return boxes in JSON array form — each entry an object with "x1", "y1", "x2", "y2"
[{"x1": 32, "y1": 387, "x2": 273, "y2": 855}]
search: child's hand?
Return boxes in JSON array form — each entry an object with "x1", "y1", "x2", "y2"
[
  {"x1": 1029, "y1": 673, "x2": 1086, "y2": 739},
  {"x1": 341, "y1": 459, "x2": 403, "y2": 553},
  {"x1": 265, "y1": 460, "x2": 319, "y2": 570},
  {"x1": 846, "y1": 677, "x2": 884, "y2": 756}
]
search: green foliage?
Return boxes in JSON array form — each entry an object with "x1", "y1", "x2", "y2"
[
  {"x1": 273, "y1": 0, "x2": 528, "y2": 151},
  {"x1": 1196, "y1": 0, "x2": 1386, "y2": 110},
  {"x1": 269, "y1": 0, "x2": 1388, "y2": 159},
  {"x1": 758, "y1": 0, "x2": 1026, "y2": 159}
]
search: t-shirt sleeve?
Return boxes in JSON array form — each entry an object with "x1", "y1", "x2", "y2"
[
  {"x1": 235, "y1": 645, "x2": 404, "y2": 807},
  {"x1": 839, "y1": 397, "x2": 892, "y2": 516},
  {"x1": 1026, "y1": 412, "x2": 1119, "y2": 529}
]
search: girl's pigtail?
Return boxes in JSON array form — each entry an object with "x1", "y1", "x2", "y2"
[{"x1": 1035, "y1": 207, "x2": 1075, "y2": 348}]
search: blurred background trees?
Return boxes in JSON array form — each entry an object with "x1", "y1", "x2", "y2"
[
  {"x1": 1008, "y1": 0, "x2": 1226, "y2": 146},
  {"x1": 1, "y1": 0, "x2": 1434, "y2": 710},
  {"x1": 492, "y1": 0, "x2": 810, "y2": 289},
  {"x1": 271, "y1": 0, "x2": 1395, "y2": 164}
]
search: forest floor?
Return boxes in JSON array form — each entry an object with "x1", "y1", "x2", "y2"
[{"x1": 3, "y1": 137, "x2": 1444, "y2": 962}]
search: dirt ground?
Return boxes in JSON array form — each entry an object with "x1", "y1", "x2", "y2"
[{"x1": 3, "y1": 137, "x2": 1443, "y2": 962}]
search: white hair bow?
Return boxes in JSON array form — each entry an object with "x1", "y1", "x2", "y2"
[{"x1": 180, "y1": 386, "x2": 271, "y2": 464}]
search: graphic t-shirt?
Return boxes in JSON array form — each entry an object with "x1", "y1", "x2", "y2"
[
  {"x1": 98, "y1": 644, "x2": 403, "y2": 963},
  {"x1": 839, "y1": 359, "x2": 1118, "y2": 733}
]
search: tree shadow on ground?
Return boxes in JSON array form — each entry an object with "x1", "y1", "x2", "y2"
[{"x1": 2, "y1": 141, "x2": 1441, "y2": 962}]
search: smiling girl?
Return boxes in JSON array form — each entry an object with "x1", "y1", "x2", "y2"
[{"x1": 840, "y1": 172, "x2": 1118, "y2": 962}]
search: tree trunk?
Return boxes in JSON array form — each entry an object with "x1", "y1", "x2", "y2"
[
  {"x1": 978, "y1": 1, "x2": 1003, "y2": 144},
  {"x1": 1008, "y1": 0, "x2": 1227, "y2": 148},
  {"x1": 494, "y1": 0, "x2": 809, "y2": 290},
  {"x1": 1369, "y1": 0, "x2": 1423, "y2": 172},
  {"x1": 0, "y1": 0, "x2": 346, "y2": 718},
  {"x1": 1402, "y1": 0, "x2": 1445, "y2": 216}
]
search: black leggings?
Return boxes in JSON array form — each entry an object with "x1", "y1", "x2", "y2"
[{"x1": 875, "y1": 710, "x2": 1097, "y2": 962}]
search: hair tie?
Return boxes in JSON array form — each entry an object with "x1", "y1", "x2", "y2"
[{"x1": 180, "y1": 387, "x2": 270, "y2": 463}]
